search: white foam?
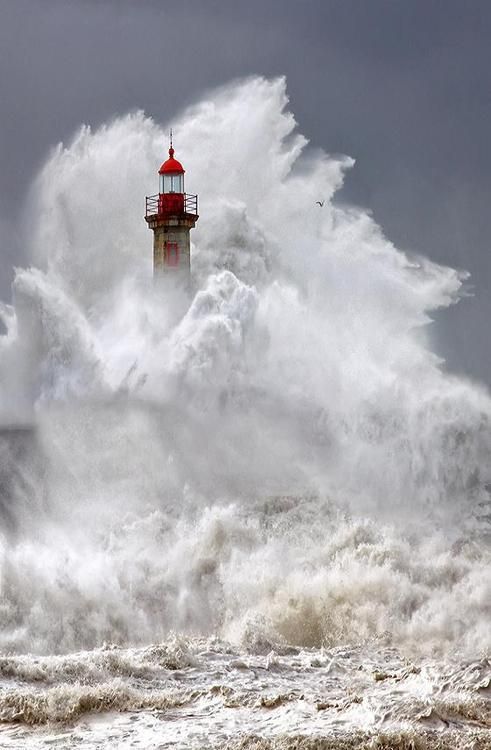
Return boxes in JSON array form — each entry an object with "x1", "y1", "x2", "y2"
[{"x1": 0, "y1": 76, "x2": 489, "y2": 661}]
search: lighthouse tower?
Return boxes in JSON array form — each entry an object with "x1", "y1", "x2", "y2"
[{"x1": 145, "y1": 134, "x2": 198, "y2": 278}]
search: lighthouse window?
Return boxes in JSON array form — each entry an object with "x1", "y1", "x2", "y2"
[
  {"x1": 172, "y1": 174, "x2": 183, "y2": 193},
  {"x1": 161, "y1": 174, "x2": 183, "y2": 193}
]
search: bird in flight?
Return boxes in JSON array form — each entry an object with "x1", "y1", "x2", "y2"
[{"x1": 316, "y1": 200, "x2": 324, "y2": 207}]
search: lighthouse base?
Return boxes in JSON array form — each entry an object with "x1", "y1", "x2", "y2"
[{"x1": 145, "y1": 214, "x2": 197, "y2": 276}]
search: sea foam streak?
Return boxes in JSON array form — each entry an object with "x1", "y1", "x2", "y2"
[{"x1": 0, "y1": 77, "x2": 489, "y2": 747}]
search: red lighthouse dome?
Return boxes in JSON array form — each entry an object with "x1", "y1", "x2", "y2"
[{"x1": 159, "y1": 146, "x2": 185, "y2": 175}]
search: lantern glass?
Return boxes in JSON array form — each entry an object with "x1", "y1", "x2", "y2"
[
  {"x1": 160, "y1": 173, "x2": 183, "y2": 193},
  {"x1": 171, "y1": 174, "x2": 183, "y2": 193}
]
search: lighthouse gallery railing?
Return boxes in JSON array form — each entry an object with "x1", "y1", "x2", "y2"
[{"x1": 145, "y1": 193, "x2": 198, "y2": 218}]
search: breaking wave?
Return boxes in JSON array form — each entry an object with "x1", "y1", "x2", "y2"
[
  {"x1": 0, "y1": 76, "x2": 489, "y2": 662},
  {"x1": 217, "y1": 733, "x2": 490, "y2": 750}
]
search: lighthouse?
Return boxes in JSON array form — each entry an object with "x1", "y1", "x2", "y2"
[{"x1": 145, "y1": 134, "x2": 198, "y2": 278}]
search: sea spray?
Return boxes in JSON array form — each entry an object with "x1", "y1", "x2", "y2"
[{"x1": 0, "y1": 77, "x2": 488, "y2": 665}]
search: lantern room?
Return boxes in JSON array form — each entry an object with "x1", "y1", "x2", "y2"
[
  {"x1": 159, "y1": 147, "x2": 185, "y2": 194},
  {"x1": 156, "y1": 142, "x2": 188, "y2": 216}
]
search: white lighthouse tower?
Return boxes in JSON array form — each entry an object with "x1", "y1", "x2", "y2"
[{"x1": 145, "y1": 134, "x2": 199, "y2": 278}]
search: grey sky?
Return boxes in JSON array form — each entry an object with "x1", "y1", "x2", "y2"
[{"x1": 1, "y1": 0, "x2": 491, "y2": 382}]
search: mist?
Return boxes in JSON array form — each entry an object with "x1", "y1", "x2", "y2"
[{"x1": 0, "y1": 77, "x2": 489, "y2": 658}]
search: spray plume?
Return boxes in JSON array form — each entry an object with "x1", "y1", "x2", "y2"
[{"x1": 0, "y1": 76, "x2": 489, "y2": 656}]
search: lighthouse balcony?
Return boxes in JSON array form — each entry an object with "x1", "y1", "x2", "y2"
[{"x1": 145, "y1": 192, "x2": 198, "y2": 219}]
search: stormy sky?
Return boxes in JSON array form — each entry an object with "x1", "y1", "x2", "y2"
[{"x1": 1, "y1": 0, "x2": 491, "y2": 383}]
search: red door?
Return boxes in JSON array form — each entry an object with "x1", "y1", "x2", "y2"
[{"x1": 165, "y1": 241, "x2": 179, "y2": 267}]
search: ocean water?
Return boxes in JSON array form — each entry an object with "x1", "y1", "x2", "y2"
[{"x1": 0, "y1": 76, "x2": 489, "y2": 748}]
